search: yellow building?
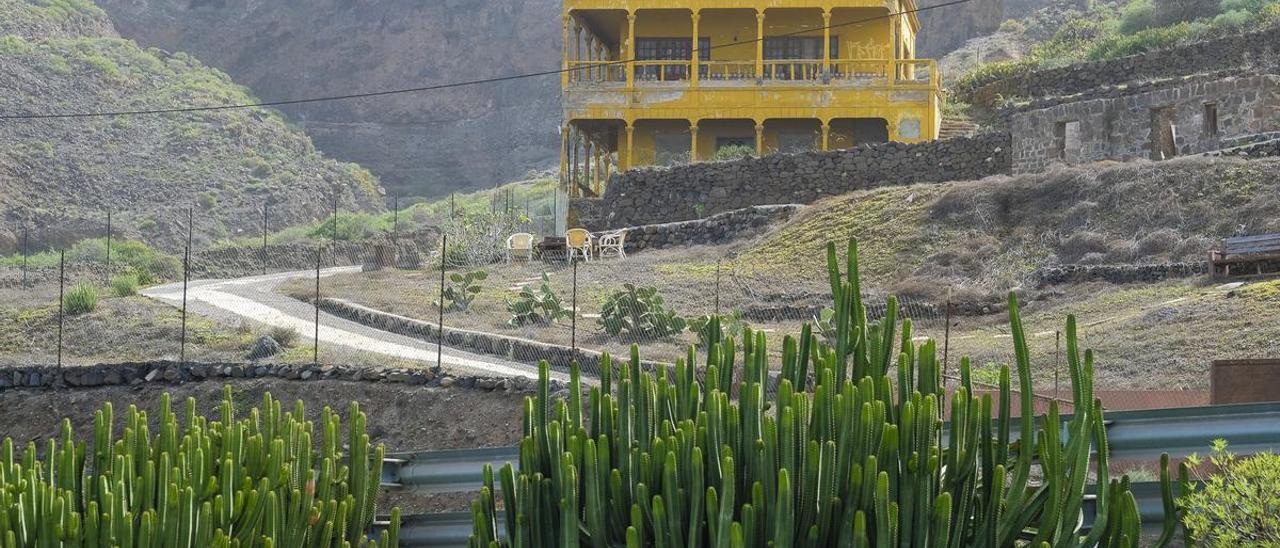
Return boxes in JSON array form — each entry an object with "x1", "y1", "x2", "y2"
[{"x1": 560, "y1": 0, "x2": 943, "y2": 196}]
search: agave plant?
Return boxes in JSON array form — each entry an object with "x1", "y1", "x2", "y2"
[
  {"x1": 0, "y1": 385, "x2": 399, "y2": 547},
  {"x1": 471, "y1": 239, "x2": 1183, "y2": 547}
]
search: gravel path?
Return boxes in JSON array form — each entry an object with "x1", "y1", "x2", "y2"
[{"x1": 141, "y1": 267, "x2": 547, "y2": 380}]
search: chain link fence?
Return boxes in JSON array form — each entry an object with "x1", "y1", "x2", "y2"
[{"x1": 3, "y1": 203, "x2": 1273, "y2": 411}]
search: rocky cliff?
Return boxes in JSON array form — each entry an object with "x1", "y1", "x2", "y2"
[
  {"x1": 92, "y1": 0, "x2": 562, "y2": 199},
  {"x1": 0, "y1": 0, "x2": 384, "y2": 253}
]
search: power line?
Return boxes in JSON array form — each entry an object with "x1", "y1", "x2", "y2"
[{"x1": 0, "y1": 0, "x2": 971, "y2": 121}]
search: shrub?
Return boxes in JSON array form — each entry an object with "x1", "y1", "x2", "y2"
[
  {"x1": 1181, "y1": 441, "x2": 1280, "y2": 546},
  {"x1": 710, "y1": 144, "x2": 755, "y2": 162},
  {"x1": 436, "y1": 269, "x2": 487, "y2": 312},
  {"x1": 0, "y1": 387, "x2": 399, "y2": 546},
  {"x1": 686, "y1": 310, "x2": 750, "y2": 347},
  {"x1": 471, "y1": 239, "x2": 1180, "y2": 547},
  {"x1": 1119, "y1": 0, "x2": 1161, "y2": 33},
  {"x1": 63, "y1": 282, "x2": 98, "y2": 315},
  {"x1": 598, "y1": 283, "x2": 687, "y2": 338},
  {"x1": 109, "y1": 273, "x2": 139, "y2": 297},
  {"x1": 506, "y1": 273, "x2": 572, "y2": 326},
  {"x1": 1087, "y1": 21, "x2": 1210, "y2": 59},
  {"x1": 442, "y1": 210, "x2": 528, "y2": 267},
  {"x1": 269, "y1": 325, "x2": 300, "y2": 347}
]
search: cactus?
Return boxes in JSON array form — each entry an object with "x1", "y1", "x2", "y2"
[
  {"x1": 0, "y1": 385, "x2": 398, "y2": 547},
  {"x1": 472, "y1": 239, "x2": 1182, "y2": 547}
]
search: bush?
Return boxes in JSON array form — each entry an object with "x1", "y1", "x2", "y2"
[
  {"x1": 435, "y1": 269, "x2": 487, "y2": 312},
  {"x1": 686, "y1": 310, "x2": 750, "y2": 347},
  {"x1": 506, "y1": 273, "x2": 572, "y2": 326},
  {"x1": 109, "y1": 273, "x2": 139, "y2": 297},
  {"x1": 1181, "y1": 441, "x2": 1280, "y2": 546},
  {"x1": 1087, "y1": 21, "x2": 1210, "y2": 59},
  {"x1": 1119, "y1": 0, "x2": 1161, "y2": 33},
  {"x1": 598, "y1": 283, "x2": 687, "y2": 338},
  {"x1": 0, "y1": 387, "x2": 399, "y2": 546},
  {"x1": 63, "y1": 282, "x2": 98, "y2": 315},
  {"x1": 269, "y1": 325, "x2": 300, "y2": 347},
  {"x1": 709, "y1": 144, "x2": 755, "y2": 162}
]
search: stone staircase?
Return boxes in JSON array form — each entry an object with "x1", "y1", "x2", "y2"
[{"x1": 938, "y1": 117, "x2": 981, "y2": 139}]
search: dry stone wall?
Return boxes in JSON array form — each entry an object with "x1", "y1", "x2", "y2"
[
  {"x1": 579, "y1": 134, "x2": 1011, "y2": 230},
  {"x1": 623, "y1": 205, "x2": 801, "y2": 252},
  {"x1": 955, "y1": 25, "x2": 1280, "y2": 105},
  {"x1": 1010, "y1": 74, "x2": 1280, "y2": 173}
]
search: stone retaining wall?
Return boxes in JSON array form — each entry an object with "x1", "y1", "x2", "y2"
[
  {"x1": 1031, "y1": 262, "x2": 1208, "y2": 287},
  {"x1": 315, "y1": 297, "x2": 670, "y2": 376},
  {"x1": 955, "y1": 25, "x2": 1280, "y2": 106},
  {"x1": 623, "y1": 205, "x2": 801, "y2": 252},
  {"x1": 0, "y1": 361, "x2": 559, "y2": 394},
  {"x1": 576, "y1": 133, "x2": 1012, "y2": 229}
]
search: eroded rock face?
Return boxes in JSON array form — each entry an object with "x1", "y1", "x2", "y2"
[{"x1": 92, "y1": 0, "x2": 562, "y2": 198}]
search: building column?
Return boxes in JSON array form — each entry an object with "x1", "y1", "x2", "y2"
[
  {"x1": 689, "y1": 122, "x2": 699, "y2": 162},
  {"x1": 584, "y1": 139, "x2": 594, "y2": 191},
  {"x1": 559, "y1": 124, "x2": 570, "y2": 190},
  {"x1": 755, "y1": 122, "x2": 765, "y2": 155},
  {"x1": 820, "y1": 123, "x2": 830, "y2": 151},
  {"x1": 626, "y1": 13, "x2": 637, "y2": 87},
  {"x1": 755, "y1": 11, "x2": 765, "y2": 80},
  {"x1": 821, "y1": 9, "x2": 832, "y2": 79},
  {"x1": 690, "y1": 10, "x2": 701, "y2": 87},
  {"x1": 623, "y1": 123, "x2": 635, "y2": 170},
  {"x1": 561, "y1": 15, "x2": 571, "y2": 88},
  {"x1": 574, "y1": 23, "x2": 583, "y2": 84}
]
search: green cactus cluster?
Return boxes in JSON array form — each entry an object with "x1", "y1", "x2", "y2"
[
  {"x1": 471, "y1": 239, "x2": 1183, "y2": 547},
  {"x1": 0, "y1": 386, "x2": 399, "y2": 547}
]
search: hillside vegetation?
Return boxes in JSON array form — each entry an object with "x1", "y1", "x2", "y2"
[
  {"x1": 0, "y1": 0, "x2": 384, "y2": 254},
  {"x1": 737, "y1": 157, "x2": 1280, "y2": 299}
]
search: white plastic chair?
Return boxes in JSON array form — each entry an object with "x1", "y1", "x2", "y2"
[
  {"x1": 506, "y1": 233, "x2": 534, "y2": 263},
  {"x1": 596, "y1": 229, "x2": 627, "y2": 259},
  {"x1": 566, "y1": 228, "x2": 593, "y2": 262}
]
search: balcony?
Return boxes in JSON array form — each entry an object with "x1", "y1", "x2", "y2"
[{"x1": 568, "y1": 58, "x2": 937, "y2": 87}]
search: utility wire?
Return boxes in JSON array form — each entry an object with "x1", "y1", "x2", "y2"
[{"x1": 0, "y1": 0, "x2": 970, "y2": 121}]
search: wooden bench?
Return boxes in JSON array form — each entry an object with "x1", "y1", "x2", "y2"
[{"x1": 1210, "y1": 233, "x2": 1280, "y2": 277}]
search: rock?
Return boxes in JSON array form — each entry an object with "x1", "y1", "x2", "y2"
[
  {"x1": 162, "y1": 368, "x2": 180, "y2": 381},
  {"x1": 439, "y1": 377, "x2": 456, "y2": 387},
  {"x1": 248, "y1": 336, "x2": 284, "y2": 360},
  {"x1": 301, "y1": 369, "x2": 314, "y2": 380},
  {"x1": 144, "y1": 369, "x2": 160, "y2": 382}
]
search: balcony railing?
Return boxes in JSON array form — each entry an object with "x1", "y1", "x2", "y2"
[
  {"x1": 565, "y1": 58, "x2": 939, "y2": 88},
  {"x1": 567, "y1": 60, "x2": 625, "y2": 84}
]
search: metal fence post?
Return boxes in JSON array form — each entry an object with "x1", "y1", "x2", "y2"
[
  {"x1": 262, "y1": 200, "x2": 269, "y2": 275},
  {"x1": 57, "y1": 250, "x2": 64, "y2": 368},
  {"x1": 571, "y1": 258, "x2": 578, "y2": 353},
  {"x1": 20, "y1": 228, "x2": 28, "y2": 288},
  {"x1": 942, "y1": 290, "x2": 952, "y2": 379},
  {"x1": 437, "y1": 234, "x2": 446, "y2": 369},
  {"x1": 314, "y1": 247, "x2": 321, "y2": 367},
  {"x1": 332, "y1": 190, "x2": 340, "y2": 266},
  {"x1": 180, "y1": 241, "x2": 189, "y2": 365},
  {"x1": 714, "y1": 259, "x2": 722, "y2": 315},
  {"x1": 105, "y1": 209, "x2": 111, "y2": 283}
]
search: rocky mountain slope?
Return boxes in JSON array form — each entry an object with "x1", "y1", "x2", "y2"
[
  {"x1": 92, "y1": 0, "x2": 562, "y2": 199},
  {"x1": 0, "y1": 0, "x2": 385, "y2": 253}
]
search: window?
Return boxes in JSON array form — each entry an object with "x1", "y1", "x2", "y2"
[
  {"x1": 1150, "y1": 107, "x2": 1178, "y2": 160},
  {"x1": 763, "y1": 36, "x2": 839, "y2": 80},
  {"x1": 1203, "y1": 103, "x2": 1219, "y2": 138},
  {"x1": 635, "y1": 38, "x2": 710, "y2": 81},
  {"x1": 1054, "y1": 120, "x2": 1081, "y2": 163}
]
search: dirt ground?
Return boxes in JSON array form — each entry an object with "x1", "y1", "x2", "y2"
[{"x1": 0, "y1": 378, "x2": 527, "y2": 513}]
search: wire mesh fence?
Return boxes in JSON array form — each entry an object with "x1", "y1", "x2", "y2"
[{"x1": 3, "y1": 205, "x2": 1270, "y2": 412}]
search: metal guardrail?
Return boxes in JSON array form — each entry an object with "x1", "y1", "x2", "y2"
[{"x1": 379, "y1": 402, "x2": 1280, "y2": 546}]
